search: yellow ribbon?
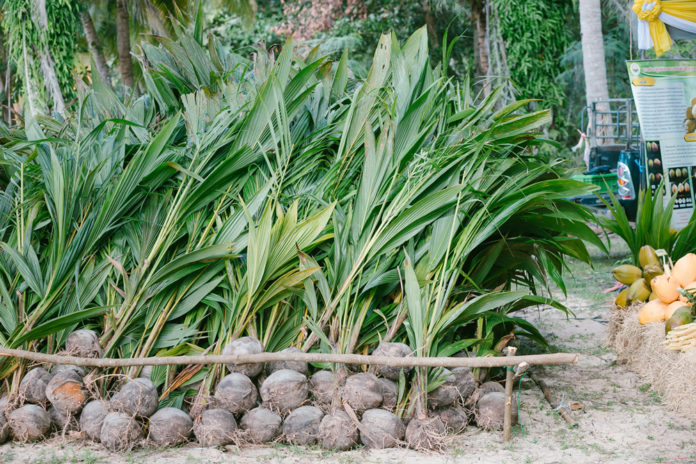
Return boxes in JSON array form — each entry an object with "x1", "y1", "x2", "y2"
[{"x1": 633, "y1": 0, "x2": 672, "y2": 56}]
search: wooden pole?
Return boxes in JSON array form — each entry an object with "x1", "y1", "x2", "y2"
[
  {"x1": 0, "y1": 346, "x2": 579, "y2": 369},
  {"x1": 530, "y1": 369, "x2": 578, "y2": 428},
  {"x1": 503, "y1": 346, "x2": 517, "y2": 441}
]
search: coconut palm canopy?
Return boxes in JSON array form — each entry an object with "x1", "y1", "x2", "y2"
[{"x1": 0, "y1": 27, "x2": 602, "y2": 413}]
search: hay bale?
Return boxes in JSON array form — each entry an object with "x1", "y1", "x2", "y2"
[
  {"x1": 214, "y1": 373, "x2": 258, "y2": 414},
  {"x1": 260, "y1": 369, "x2": 308, "y2": 413},
  {"x1": 428, "y1": 369, "x2": 458, "y2": 409},
  {"x1": 342, "y1": 373, "x2": 382, "y2": 413},
  {"x1": 148, "y1": 407, "x2": 192, "y2": 446},
  {"x1": 46, "y1": 369, "x2": 87, "y2": 415},
  {"x1": 111, "y1": 378, "x2": 158, "y2": 417},
  {"x1": 359, "y1": 408, "x2": 404, "y2": 449},
  {"x1": 476, "y1": 392, "x2": 516, "y2": 430},
  {"x1": 19, "y1": 367, "x2": 52, "y2": 404},
  {"x1": 319, "y1": 410, "x2": 358, "y2": 450},
  {"x1": 80, "y1": 400, "x2": 108, "y2": 442},
  {"x1": 222, "y1": 337, "x2": 264, "y2": 378},
  {"x1": 451, "y1": 367, "x2": 476, "y2": 401},
  {"x1": 267, "y1": 347, "x2": 308, "y2": 375},
  {"x1": 8, "y1": 405, "x2": 51, "y2": 442},
  {"x1": 431, "y1": 407, "x2": 468, "y2": 434},
  {"x1": 240, "y1": 406, "x2": 281, "y2": 443},
  {"x1": 378, "y1": 378, "x2": 397, "y2": 411},
  {"x1": 193, "y1": 408, "x2": 237, "y2": 446},
  {"x1": 65, "y1": 329, "x2": 103, "y2": 358},
  {"x1": 100, "y1": 412, "x2": 143, "y2": 451},
  {"x1": 405, "y1": 416, "x2": 445, "y2": 450},
  {"x1": 282, "y1": 405, "x2": 323, "y2": 445},
  {"x1": 372, "y1": 342, "x2": 412, "y2": 380},
  {"x1": 310, "y1": 370, "x2": 342, "y2": 407}
]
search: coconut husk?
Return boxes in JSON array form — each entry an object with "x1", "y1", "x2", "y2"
[
  {"x1": 46, "y1": 370, "x2": 87, "y2": 415},
  {"x1": 359, "y1": 408, "x2": 404, "y2": 449},
  {"x1": 319, "y1": 410, "x2": 358, "y2": 450},
  {"x1": 310, "y1": 370, "x2": 343, "y2": 408},
  {"x1": 50, "y1": 365, "x2": 87, "y2": 377},
  {"x1": 222, "y1": 337, "x2": 265, "y2": 378},
  {"x1": 100, "y1": 412, "x2": 143, "y2": 451},
  {"x1": 260, "y1": 369, "x2": 308, "y2": 413},
  {"x1": 148, "y1": 407, "x2": 192, "y2": 446},
  {"x1": 475, "y1": 392, "x2": 517, "y2": 430},
  {"x1": 405, "y1": 416, "x2": 445, "y2": 450},
  {"x1": 18, "y1": 367, "x2": 53, "y2": 404},
  {"x1": 431, "y1": 407, "x2": 468, "y2": 434},
  {"x1": 342, "y1": 373, "x2": 382, "y2": 413},
  {"x1": 451, "y1": 367, "x2": 477, "y2": 402},
  {"x1": 479, "y1": 381, "x2": 504, "y2": 394},
  {"x1": 49, "y1": 405, "x2": 79, "y2": 435},
  {"x1": 240, "y1": 406, "x2": 281, "y2": 443},
  {"x1": 8, "y1": 405, "x2": 51, "y2": 442},
  {"x1": 214, "y1": 373, "x2": 258, "y2": 415},
  {"x1": 267, "y1": 347, "x2": 308, "y2": 375},
  {"x1": 193, "y1": 408, "x2": 237, "y2": 446},
  {"x1": 282, "y1": 405, "x2": 323, "y2": 445},
  {"x1": 428, "y1": 370, "x2": 459, "y2": 409},
  {"x1": 111, "y1": 378, "x2": 158, "y2": 418},
  {"x1": 80, "y1": 400, "x2": 108, "y2": 442},
  {"x1": 65, "y1": 329, "x2": 103, "y2": 358},
  {"x1": 608, "y1": 306, "x2": 696, "y2": 419},
  {"x1": 378, "y1": 378, "x2": 397, "y2": 411},
  {"x1": 371, "y1": 342, "x2": 412, "y2": 380}
]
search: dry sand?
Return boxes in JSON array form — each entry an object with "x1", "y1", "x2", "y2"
[{"x1": 1, "y1": 256, "x2": 694, "y2": 463}]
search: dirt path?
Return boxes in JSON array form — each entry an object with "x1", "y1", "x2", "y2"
[{"x1": 2, "y1": 252, "x2": 694, "y2": 463}]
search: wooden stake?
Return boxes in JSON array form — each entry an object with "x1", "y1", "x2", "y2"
[
  {"x1": 0, "y1": 346, "x2": 579, "y2": 369},
  {"x1": 530, "y1": 369, "x2": 577, "y2": 428},
  {"x1": 503, "y1": 346, "x2": 517, "y2": 442}
]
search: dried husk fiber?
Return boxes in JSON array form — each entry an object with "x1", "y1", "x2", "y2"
[
  {"x1": 405, "y1": 416, "x2": 445, "y2": 450},
  {"x1": 240, "y1": 406, "x2": 281, "y2": 443},
  {"x1": 608, "y1": 306, "x2": 696, "y2": 419},
  {"x1": 148, "y1": 407, "x2": 192, "y2": 446}
]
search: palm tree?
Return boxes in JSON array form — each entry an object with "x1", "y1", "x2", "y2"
[
  {"x1": 117, "y1": 0, "x2": 135, "y2": 89},
  {"x1": 80, "y1": 9, "x2": 112, "y2": 88},
  {"x1": 579, "y1": 0, "x2": 610, "y2": 140}
]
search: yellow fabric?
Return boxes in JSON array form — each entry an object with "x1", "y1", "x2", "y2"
[{"x1": 633, "y1": 0, "x2": 696, "y2": 56}]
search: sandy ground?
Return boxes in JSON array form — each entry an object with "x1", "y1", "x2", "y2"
[{"x1": 1, "y1": 244, "x2": 695, "y2": 463}]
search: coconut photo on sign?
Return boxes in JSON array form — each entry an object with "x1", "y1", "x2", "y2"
[{"x1": 627, "y1": 59, "x2": 696, "y2": 227}]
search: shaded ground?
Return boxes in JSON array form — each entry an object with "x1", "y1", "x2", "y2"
[{"x1": 2, "y1": 240, "x2": 694, "y2": 463}]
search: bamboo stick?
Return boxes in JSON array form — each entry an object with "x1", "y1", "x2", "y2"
[
  {"x1": 0, "y1": 346, "x2": 579, "y2": 369},
  {"x1": 503, "y1": 346, "x2": 517, "y2": 442}
]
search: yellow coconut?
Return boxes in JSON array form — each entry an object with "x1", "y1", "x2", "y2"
[
  {"x1": 666, "y1": 301, "x2": 690, "y2": 319},
  {"x1": 615, "y1": 288, "x2": 629, "y2": 309},
  {"x1": 651, "y1": 274, "x2": 680, "y2": 304},
  {"x1": 627, "y1": 278, "x2": 651, "y2": 303},
  {"x1": 638, "y1": 300, "x2": 668, "y2": 325},
  {"x1": 671, "y1": 253, "x2": 696, "y2": 287},
  {"x1": 679, "y1": 281, "x2": 696, "y2": 303},
  {"x1": 639, "y1": 245, "x2": 661, "y2": 269}
]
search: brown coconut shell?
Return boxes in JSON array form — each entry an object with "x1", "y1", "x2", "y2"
[
  {"x1": 222, "y1": 336, "x2": 265, "y2": 378},
  {"x1": 148, "y1": 407, "x2": 193, "y2": 447},
  {"x1": 260, "y1": 369, "x2": 308, "y2": 413},
  {"x1": 100, "y1": 412, "x2": 143, "y2": 451},
  {"x1": 267, "y1": 347, "x2": 308, "y2": 375},
  {"x1": 214, "y1": 373, "x2": 258, "y2": 415},
  {"x1": 428, "y1": 369, "x2": 458, "y2": 409},
  {"x1": 65, "y1": 329, "x2": 103, "y2": 358},
  {"x1": 431, "y1": 407, "x2": 468, "y2": 434},
  {"x1": 476, "y1": 392, "x2": 517, "y2": 430},
  {"x1": 240, "y1": 406, "x2": 282, "y2": 443},
  {"x1": 80, "y1": 400, "x2": 108, "y2": 442},
  {"x1": 405, "y1": 416, "x2": 445, "y2": 450},
  {"x1": 111, "y1": 378, "x2": 158, "y2": 417},
  {"x1": 8, "y1": 405, "x2": 51, "y2": 442},
  {"x1": 372, "y1": 342, "x2": 412, "y2": 380},
  {"x1": 342, "y1": 373, "x2": 382, "y2": 413},
  {"x1": 193, "y1": 408, "x2": 237, "y2": 446},
  {"x1": 378, "y1": 378, "x2": 397, "y2": 411},
  {"x1": 310, "y1": 370, "x2": 343, "y2": 408},
  {"x1": 19, "y1": 367, "x2": 53, "y2": 404},
  {"x1": 46, "y1": 369, "x2": 87, "y2": 415},
  {"x1": 318, "y1": 410, "x2": 358, "y2": 451},
  {"x1": 359, "y1": 408, "x2": 404, "y2": 449},
  {"x1": 282, "y1": 405, "x2": 323, "y2": 445}
]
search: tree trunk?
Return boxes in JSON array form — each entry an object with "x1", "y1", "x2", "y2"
[
  {"x1": 31, "y1": 0, "x2": 66, "y2": 116},
  {"x1": 470, "y1": 0, "x2": 490, "y2": 94},
  {"x1": 579, "y1": 0, "x2": 611, "y2": 142},
  {"x1": 117, "y1": 0, "x2": 135, "y2": 89},
  {"x1": 80, "y1": 10, "x2": 112, "y2": 88},
  {"x1": 423, "y1": 0, "x2": 438, "y2": 47}
]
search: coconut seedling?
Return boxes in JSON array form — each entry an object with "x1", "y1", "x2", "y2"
[
  {"x1": 259, "y1": 369, "x2": 308, "y2": 413},
  {"x1": 359, "y1": 408, "x2": 404, "y2": 449},
  {"x1": 194, "y1": 408, "x2": 237, "y2": 446},
  {"x1": 342, "y1": 373, "x2": 383, "y2": 413},
  {"x1": 378, "y1": 378, "x2": 398, "y2": 411},
  {"x1": 8, "y1": 405, "x2": 51, "y2": 442},
  {"x1": 476, "y1": 391, "x2": 517, "y2": 430},
  {"x1": 267, "y1": 347, "x2": 308, "y2": 375},
  {"x1": 100, "y1": 412, "x2": 143, "y2": 451},
  {"x1": 45, "y1": 369, "x2": 87, "y2": 415},
  {"x1": 111, "y1": 378, "x2": 158, "y2": 417},
  {"x1": 18, "y1": 367, "x2": 52, "y2": 404},
  {"x1": 214, "y1": 373, "x2": 258, "y2": 414},
  {"x1": 310, "y1": 370, "x2": 343, "y2": 409},
  {"x1": 222, "y1": 337, "x2": 265, "y2": 378},
  {"x1": 282, "y1": 405, "x2": 323, "y2": 445},
  {"x1": 240, "y1": 406, "x2": 282, "y2": 443},
  {"x1": 65, "y1": 329, "x2": 103, "y2": 358},
  {"x1": 319, "y1": 410, "x2": 358, "y2": 450},
  {"x1": 431, "y1": 406, "x2": 468, "y2": 434},
  {"x1": 148, "y1": 407, "x2": 193, "y2": 446},
  {"x1": 372, "y1": 342, "x2": 412, "y2": 380},
  {"x1": 80, "y1": 400, "x2": 108, "y2": 442},
  {"x1": 49, "y1": 405, "x2": 79, "y2": 434}
]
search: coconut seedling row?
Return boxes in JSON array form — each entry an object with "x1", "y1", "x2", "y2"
[{"x1": 0, "y1": 25, "x2": 599, "y2": 453}]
